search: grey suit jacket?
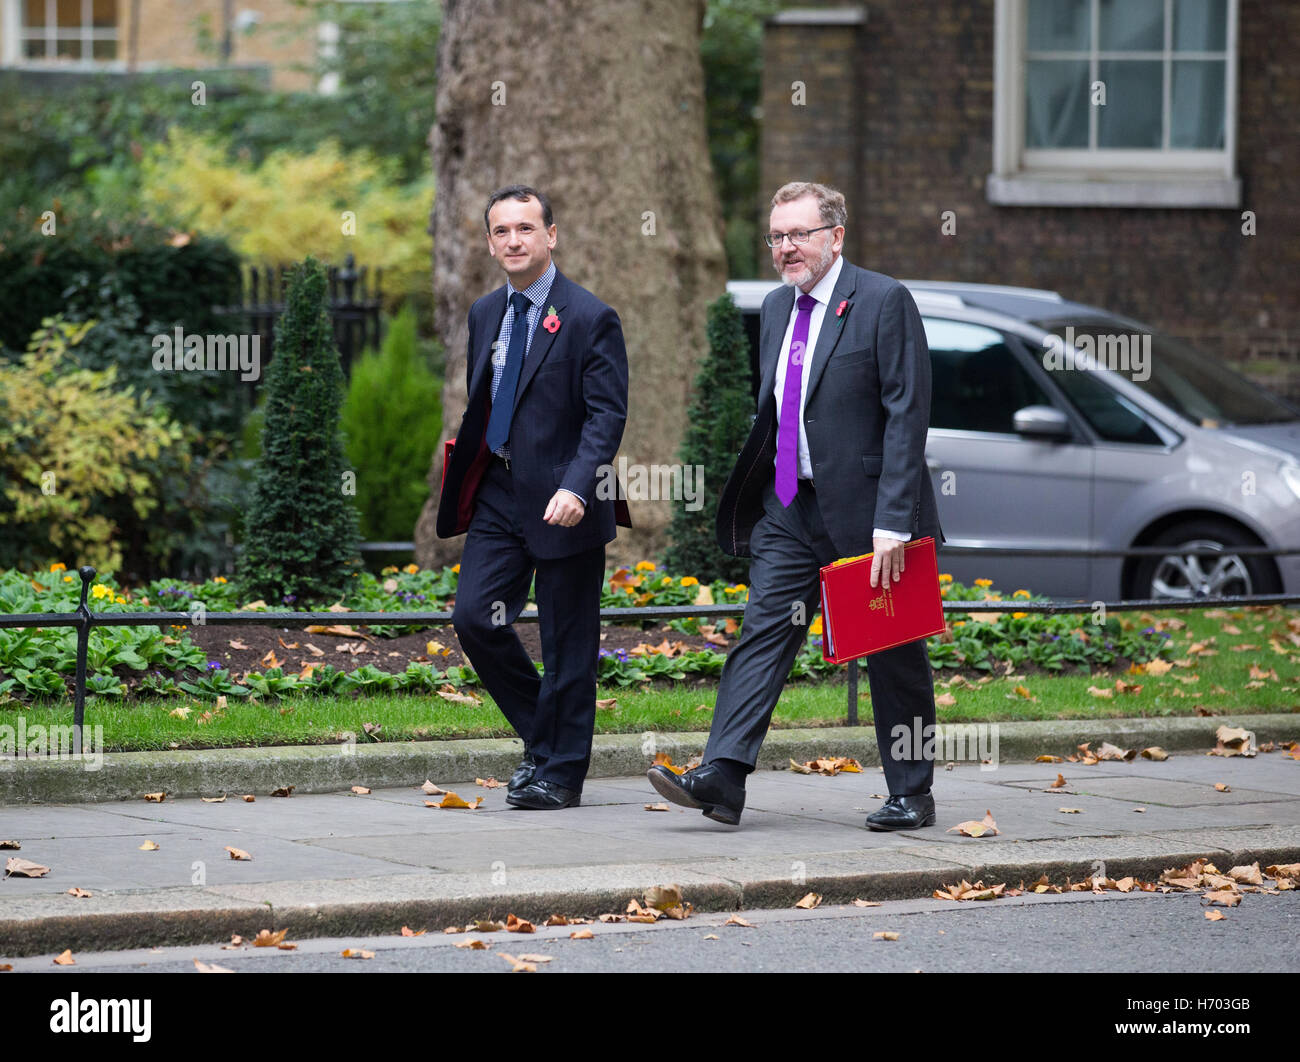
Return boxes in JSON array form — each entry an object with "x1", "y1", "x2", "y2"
[{"x1": 714, "y1": 258, "x2": 944, "y2": 558}]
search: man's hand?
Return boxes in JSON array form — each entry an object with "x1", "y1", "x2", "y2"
[
  {"x1": 543, "y1": 490, "x2": 585, "y2": 527},
  {"x1": 870, "y1": 535, "x2": 906, "y2": 588}
]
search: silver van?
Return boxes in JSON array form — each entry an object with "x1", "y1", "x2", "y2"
[{"x1": 726, "y1": 279, "x2": 1300, "y2": 601}]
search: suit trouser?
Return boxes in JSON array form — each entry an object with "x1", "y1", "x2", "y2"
[
  {"x1": 452, "y1": 460, "x2": 605, "y2": 791},
  {"x1": 703, "y1": 479, "x2": 937, "y2": 796}
]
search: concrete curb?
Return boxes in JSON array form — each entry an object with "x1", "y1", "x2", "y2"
[
  {"x1": 1, "y1": 713, "x2": 1294, "y2": 805},
  {"x1": 2, "y1": 827, "x2": 1296, "y2": 956}
]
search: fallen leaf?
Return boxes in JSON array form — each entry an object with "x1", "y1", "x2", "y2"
[
  {"x1": 1144, "y1": 659, "x2": 1174, "y2": 675},
  {"x1": 138, "y1": 840, "x2": 159, "y2": 851},
  {"x1": 341, "y1": 949, "x2": 375, "y2": 960},
  {"x1": 201, "y1": 795, "x2": 227, "y2": 803},
  {"x1": 421, "y1": 780, "x2": 447, "y2": 795},
  {"x1": 496, "y1": 951, "x2": 537, "y2": 973},
  {"x1": 143, "y1": 792, "x2": 166, "y2": 803},
  {"x1": 645, "y1": 884, "x2": 684, "y2": 912},
  {"x1": 475, "y1": 777, "x2": 505, "y2": 789},
  {"x1": 400, "y1": 926, "x2": 426, "y2": 937},
  {"x1": 1266, "y1": 863, "x2": 1300, "y2": 879},
  {"x1": 53, "y1": 950, "x2": 75, "y2": 966},
  {"x1": 873, "y1": 931, "x2": 900, "y2": 941},
  {"x1": 222, "y1": 935, "x2": 244, "y2": 949},
  {"x1": 436, "y1": 685, "x2": 482, "y2": 706},
  {"x1": 544, "y1": 914, "x2": 570, "y2": 926},
  {"x1": 253, "y1": 929, "x2": 288, "y2": 947},
  {"x1": 1141, "y1": 747, "x2": 1169, "y2": 761},
  {"x1": 1096, "y1": 741, "x2": 1136, "y2": 761},
  {"x1": 947, "y1": 810, "x2": 1000, "y2": 837},
  {"x1": 455, "y1": 939, "x2": 488, "y2": 950},
  {"x1": 5, "y1": 857, "x2": 50, "y2": 877},
  {"x1": 703, "y1": 934, "x2": 720, "y2": 940},
  {"x1": 569, "y1": 929, "x2": 595, "y2": 939},
  {"x1": 1134, "y1": 807, "x2": 1146, "y2": 813},
  {"x1": 193, "y1": 958, "x2": 235, "y2": 973},
  {"x1": 653, "y1": 752, "x2": 687, "y2": 775},
  {"x1": 1228, "y1": 863, "x2": 1263, "y2": 885},
  {"x1": 795, "y1": 892, "x2": 822, "y2": 910},
  {"x1": 1210, "y1": 725, "x2": 1256, "y2": 758},
  {"x1": 1035, "y1": 755, "x2": 1064, "y2": 763},
  {"x1": 1203, "y1": 890, "x2": 1241, "y2": 907},
  {"x1": 595, "y1": 698, "x2": 618, "y2": 710},
  {"x1": 0, "y1": 841, "x2": 19, "y2": 849},
  {"x1": 1050, "y1": 773, "x2": 1067, "y2": 789},
  {"x1": 242, "y1": 795, "x2": 255, "y2": 803},
  {"x1": 1204, "y1": 910, "x2": 1226, "y2": 921},
  {"x1": 1087, "y1": 685, "x2": 1114, "y2": 699},
  {"x1": 852, "y1": 899, "x2": 881, "y2": 908},
  {"x1": 472, "y1": 920, "x2": 505, "y2": 933},
  {"x1": 644, "y1": 802, "x2": 671, "y2": 812},
  {"x1": 724, "y1": 915, "x2": 754, "y2": 927},
  {"x1": 224, "y1": 846, "x2": 252, "y2": 861},
  {"x1": 270, "y1": 786, "x2": 295, "y2": 798},
  {"x1": 169, "y1": 707, "x2": 192, "y2": 719},
  {"x1": 427, "y1": 791, "x2": 482, "y2": 810},
  {"x1": 505, "y1": 914, "x2": 536, "y2": 934},
  {"x1": 304, "y1": 624, "x2": 368, "y2": 638},
  {"x1": 66, "y1": 887, "x2": 92, "y2": 898},
  {"x1": 350, "y1": 786, "x2": 371, "y2": 795},
  {"x1": 1215, "y1": 783, "x2": 1231, "y2": 792},
  {"x1": 516, "y1": 954, "x2": 553, "y2": 964},
  {"x1": 934, "y1": 692, "x2": 957, "y2": 707},
  {"x1": 1058, "y1": 807, "x2": 1083, "y2": 814}
]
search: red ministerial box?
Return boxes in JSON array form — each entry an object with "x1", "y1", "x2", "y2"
[{"x1": 819, "y1": 536, "x2": 945, "y2": 663}]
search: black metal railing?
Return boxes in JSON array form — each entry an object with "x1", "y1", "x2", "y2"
[
  {"x1": 5, "y1": 560, "x2": 1299, "y2": 754},
  {"x1": 213, "y1": 253, "x2": 383, "y2": 401}
]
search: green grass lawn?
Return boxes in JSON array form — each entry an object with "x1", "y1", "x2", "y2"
[{"x1": 2, "y1": 605, "x2": 1296, "y2": 751}]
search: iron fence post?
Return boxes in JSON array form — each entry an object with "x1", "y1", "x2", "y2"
[
  {"x1": 846, "y1": 658, "x2": 859, "y2": 726},
  {"x1": 72, "y1": 566, "x2": 95, "y2": 756}
]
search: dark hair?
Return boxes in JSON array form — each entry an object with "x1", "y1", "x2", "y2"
[{"x1": 483, "y1": 185, "x2": 554, "y2": 231}]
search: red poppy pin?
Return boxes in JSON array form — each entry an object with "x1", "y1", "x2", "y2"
[
  {"x1": 542, "y1": 304, "x2": 561, "y2": 333},
  {"x1": 836, "y1": 299, "x2": 849, "y2": 318}
]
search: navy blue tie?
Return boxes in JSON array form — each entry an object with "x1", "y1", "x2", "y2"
[{"x1": 486, "y1": 291, "x2": 530, "y2": 454}]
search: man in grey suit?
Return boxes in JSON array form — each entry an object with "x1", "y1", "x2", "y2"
[{"x1": 648, "y1": 181, "x2": 944, "y2": 830}]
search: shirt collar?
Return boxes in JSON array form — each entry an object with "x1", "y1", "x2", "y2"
[
  {"x1": 507, "y1": 260, "x2": 557, "y2": 311},
  {"x1": 802, "y1": 253, "x2": 844, "y2": 308}
]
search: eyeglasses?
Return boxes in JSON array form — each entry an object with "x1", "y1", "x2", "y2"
[{"x1": 763, "y1": 225, "x2": 835, "y2": 248}]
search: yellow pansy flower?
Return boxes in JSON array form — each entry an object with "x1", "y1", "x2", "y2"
[
  {"x1": 90, "y1": 584, "x2": 112, "y2": 600},
  {"x1": 50, "y1": 562, "x2": 67, "y2": 573},
  {"x1": 635, "y1": 561, "x2": 656, "y2": 571},
  {"x1": 404, "y1": 563, "x2": 419, "y2": 574},
  {"x1": 953, "y1": 620, "x2": 966, "y2": 628},
  {"x1": 1012, "y1": 589, "x2": 1030, "y2": 599},
  {"x1": 938, "y1": 573, "x2": 953, "y2": 583},
  {"x1": 661, "y1": 576, "x2": 672, "y2": 585},
  {"x1": 974, "y1": 578, "x2": 993, "y2": 588},
  {"x1": 63, "y1": 575, "x2": 73, "y2": 583},
  {"x1": 452, "y1": 564, "x2": 461, "y2": 574},
  {"x1": 212, "y1": 576, "x2": 228, "y2": 584},
  {"x1": 680, "y1": 577, "x2": 699, "y2": 587},
  {"x1": 809, "y1": 617, "x2": 824, "y2": 635},
  {"x1": 115, "y1": 595, "x2": 126, "y2": 604},
  {"x1": 1012, "y1": 611, "x2": 1028, "y2": 619}
]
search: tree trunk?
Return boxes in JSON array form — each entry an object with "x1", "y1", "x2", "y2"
[{"x1": 413, "y1": 0, "x2": 727, "y2": 570}]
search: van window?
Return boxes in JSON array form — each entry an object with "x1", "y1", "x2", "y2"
[{"x1": 924, "y1": 319, "x2": 1052, "y2": 433}]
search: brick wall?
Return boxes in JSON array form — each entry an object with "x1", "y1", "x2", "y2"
[{"x1": 760, "y1": 1, "x2": 1300, "y2": 397}]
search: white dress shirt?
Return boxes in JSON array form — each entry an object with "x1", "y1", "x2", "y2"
[{"x1": 772, "y1": 254, "x2": 909, "y2": 542}]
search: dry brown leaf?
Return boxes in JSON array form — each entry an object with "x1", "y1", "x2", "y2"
[
  {"x1": 1050, "y1": 773, "x2": 1067, "y2": 789},
  {"x1": 724, "y1": 914, "x2": 755, "y2": 927},
  {"x1": 475, "y1": 777, "x2": 505, "y2": 789},
  {"x1": 138, "y1": 840, "x2": 159, "y2": 851},
  {"x1": 1228, "y1": 863, "x2": 1263, "y2": 885},
  {"x1": 436, "y1": 685, "x2": 482, "y2": 706},
  {"x1": 934, "y1": 692, "x2": 957, "y2": 707},
  {"x1": 644, "y1": 802, "x2": 671, "y2": 812},
  {"x1": 349, "y1": 785, "x2": 372, "y2": 795},
  {"x1": 421, "y1": 780, "x2": 447, "y2": 795},
  {"x1": 873, "y1": 931, "x2": 900, "y2": 941},
  {"x1": 253, "y1": 928, "x2": 288, "y2": 947},
  {"x1": 201, "y1": 794, "x2": 227, "y2": 803},
  {"x1": 1096, "y1": 741, "x2": 1136, "y2": 761},
  {"x1": 193, "y1": 958, "x2": 234, "y2": 973},
  {"x1": 1058, "y1": 807, "x2": 1083, "y2": 814},
  {"x1": 222, "y1": 935, "x2": 244, "y2": 949},
  {"x1": 1141, "y1": 747, "x2": 1169, "y2": 761},
  {"x1": 947, "y1": 809, "x2": 1000, "y2": 837},
  {"x1": 143, "y1": 792, "x2": 166, "y2": 803},
  {"x1": 645, "y1": 884, "x2": 684, "y2": 911},
  {"x1": 653, "y1": 752, "x2": 687, "y2": 775},
  {"x1": 1266, "y1": 863, "x2": 1300, "y2": 879},
  {"x1": 1035, "y1": 754, "x2": 1064, "y2": 763},
  {"x1": 516, "y1": 954, "x2": 553, "y2": 964},
  {"x1": 341, "y1": 949, "x2": 375, "y2": 960},
  {"x1": 544, "y1": 914, "x2": 570, "y2": 926},
  {"x1": 473, "y1": 920, "x2": 505, "y2": 933},
  {"x1": 1087, "y1": 685, "x2": 1114, "y2": 699},
  {"x1": 242, "y1": 795, "x2": 255, "y2": 803},
  {"x1": 505, "y1": 914, "x2": 536, "y2": 934},
  {"x1": 569, "y1": 929, "x2": 594, "y2": 939},
  {"x1": 1203, "y1": 890, "x2": 1242, "y2": 907},
  {"x1": 0, "y1": 840, "x2": 19, "y2": 849},
  {"x1": 224, "y1": 846, "x2": 252, "y2": 861},
  {"x1": 595, "y1": 698, "x2": 618, "y2": 710},
  {"x1": 427, "y1": 791, "x2": 482, "y2": 810},
  {"x1": 5, "y1": 857, "x2": 50, "y2": 877},
  {"x1": 1204, "y1": 910, "x2": 1226, "y2": 921},
  {"x1": 53, "y1": 950, "x2": 75, "y2": 966},
  {"x1": 400, "y1": 926, "x2": 426, "y2": 937},
  {"x1": 1210, "y1": 725, "x2": 1256, "y2": 758},
  {"x1": 1214, "y1": 783, "x2": 1231, "y2": 792},
  {"x1": 66, "y1": 887, "x2": 92, "y2": 898},
  {"x1": 496, "y1": 951, "x2": 537, "y2": 973},
  {"x1": 795, "y1": 892, "x2": 822, "y2": 910},
  {"x1": 270, "y1": 786, "x2": 295, "y2": 798},
  {"x1": 304, "y1": 623, "x2": 367, "y2": 638},
  {"x1": 852, "y1": 899, "x2": 882, "y2": 908},
  {"x1": 455, "y1": 939, "x2": 488, "y2": 950}
]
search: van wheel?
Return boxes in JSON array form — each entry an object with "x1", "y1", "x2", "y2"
[{"x1": 1130, "y1": 520, "x2": 1278, "y2": 601}]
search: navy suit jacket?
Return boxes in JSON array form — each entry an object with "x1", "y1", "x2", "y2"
[
  {"x1": 436, "y1": 268, "x2": 630, "y2": 559},
  {"x1": 715, "y1": 259, "x2": 944, "y2": 558}
]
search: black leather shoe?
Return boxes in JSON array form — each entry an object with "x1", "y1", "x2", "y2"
[
  {"x1": 647, "y1": 763, "x2": 745, "y2": 825},
  {"x1": 864, "y1": 792, "x2": 936, "y2": 831},
  {"x1": 507, "y1": 751, "x2": 537, "y2": 793},
  {"x1": 505, "y1": 779, "x2": 581, "y2": 810}
]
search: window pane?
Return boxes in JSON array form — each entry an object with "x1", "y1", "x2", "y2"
[
  {"x1": 1173, "y1": 0, "x2": 1227, "y2": 51},
  {"x1": 23, "y1": 37, "x2": 47, "y2": 58},
  {"x1": 24, "y1": 0, "x2": 46, "y2": 29},
  {"x1": 1027, "y1": 0, "x2": 1089, "y2": 51},
  {"x1": 55, "y1": 37, "x2": 80, "y2": 59},
  {"x1": 1026, "y1": 60, "x2": 1090, "y2": 148},
  {"x1": 1171, "y1": 60, "x2": 1225, "y2": 148},
  {"x1": 1097, "y1": 60, "x2": 1163, "y2": 147},
  {"x1": 926, "y1": 320, "x2": 1051, "y2": 434},
  {"x1": 1099, "y1": 0, "x2": 1164, "y2": 51},
  {"x1": 92, "y1": 0, "x2": 115, "y2": 29},
  {"x1": 1044, "y1": 363, "x2": 1163, "y2": 444},
  {"x1": 55, "y1": 0, "x2": 80, "y2": 27},
  {"x1": 91, "y1": 37, "x2": 116, "y2": 59}
]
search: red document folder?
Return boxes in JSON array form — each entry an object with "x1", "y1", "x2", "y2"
[{"x1": 819, "y1": 536, "x2": 945, "y2": 663}]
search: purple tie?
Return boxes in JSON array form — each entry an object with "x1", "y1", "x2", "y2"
[{"x1": 776, "y1": 293, "x2": 817, "y2": 506}]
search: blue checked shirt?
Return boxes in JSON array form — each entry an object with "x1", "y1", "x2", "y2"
[{"x1": 488, "y1": 262, "x2": 584, "y2": 504}]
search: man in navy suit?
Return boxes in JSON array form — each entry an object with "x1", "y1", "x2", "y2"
[
  {"x1": 437, "y1": 185, "x2": 629, "y2": 810},
  {"x1": 648, "y1": 181, "x2": 944, "y2": 829}
]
